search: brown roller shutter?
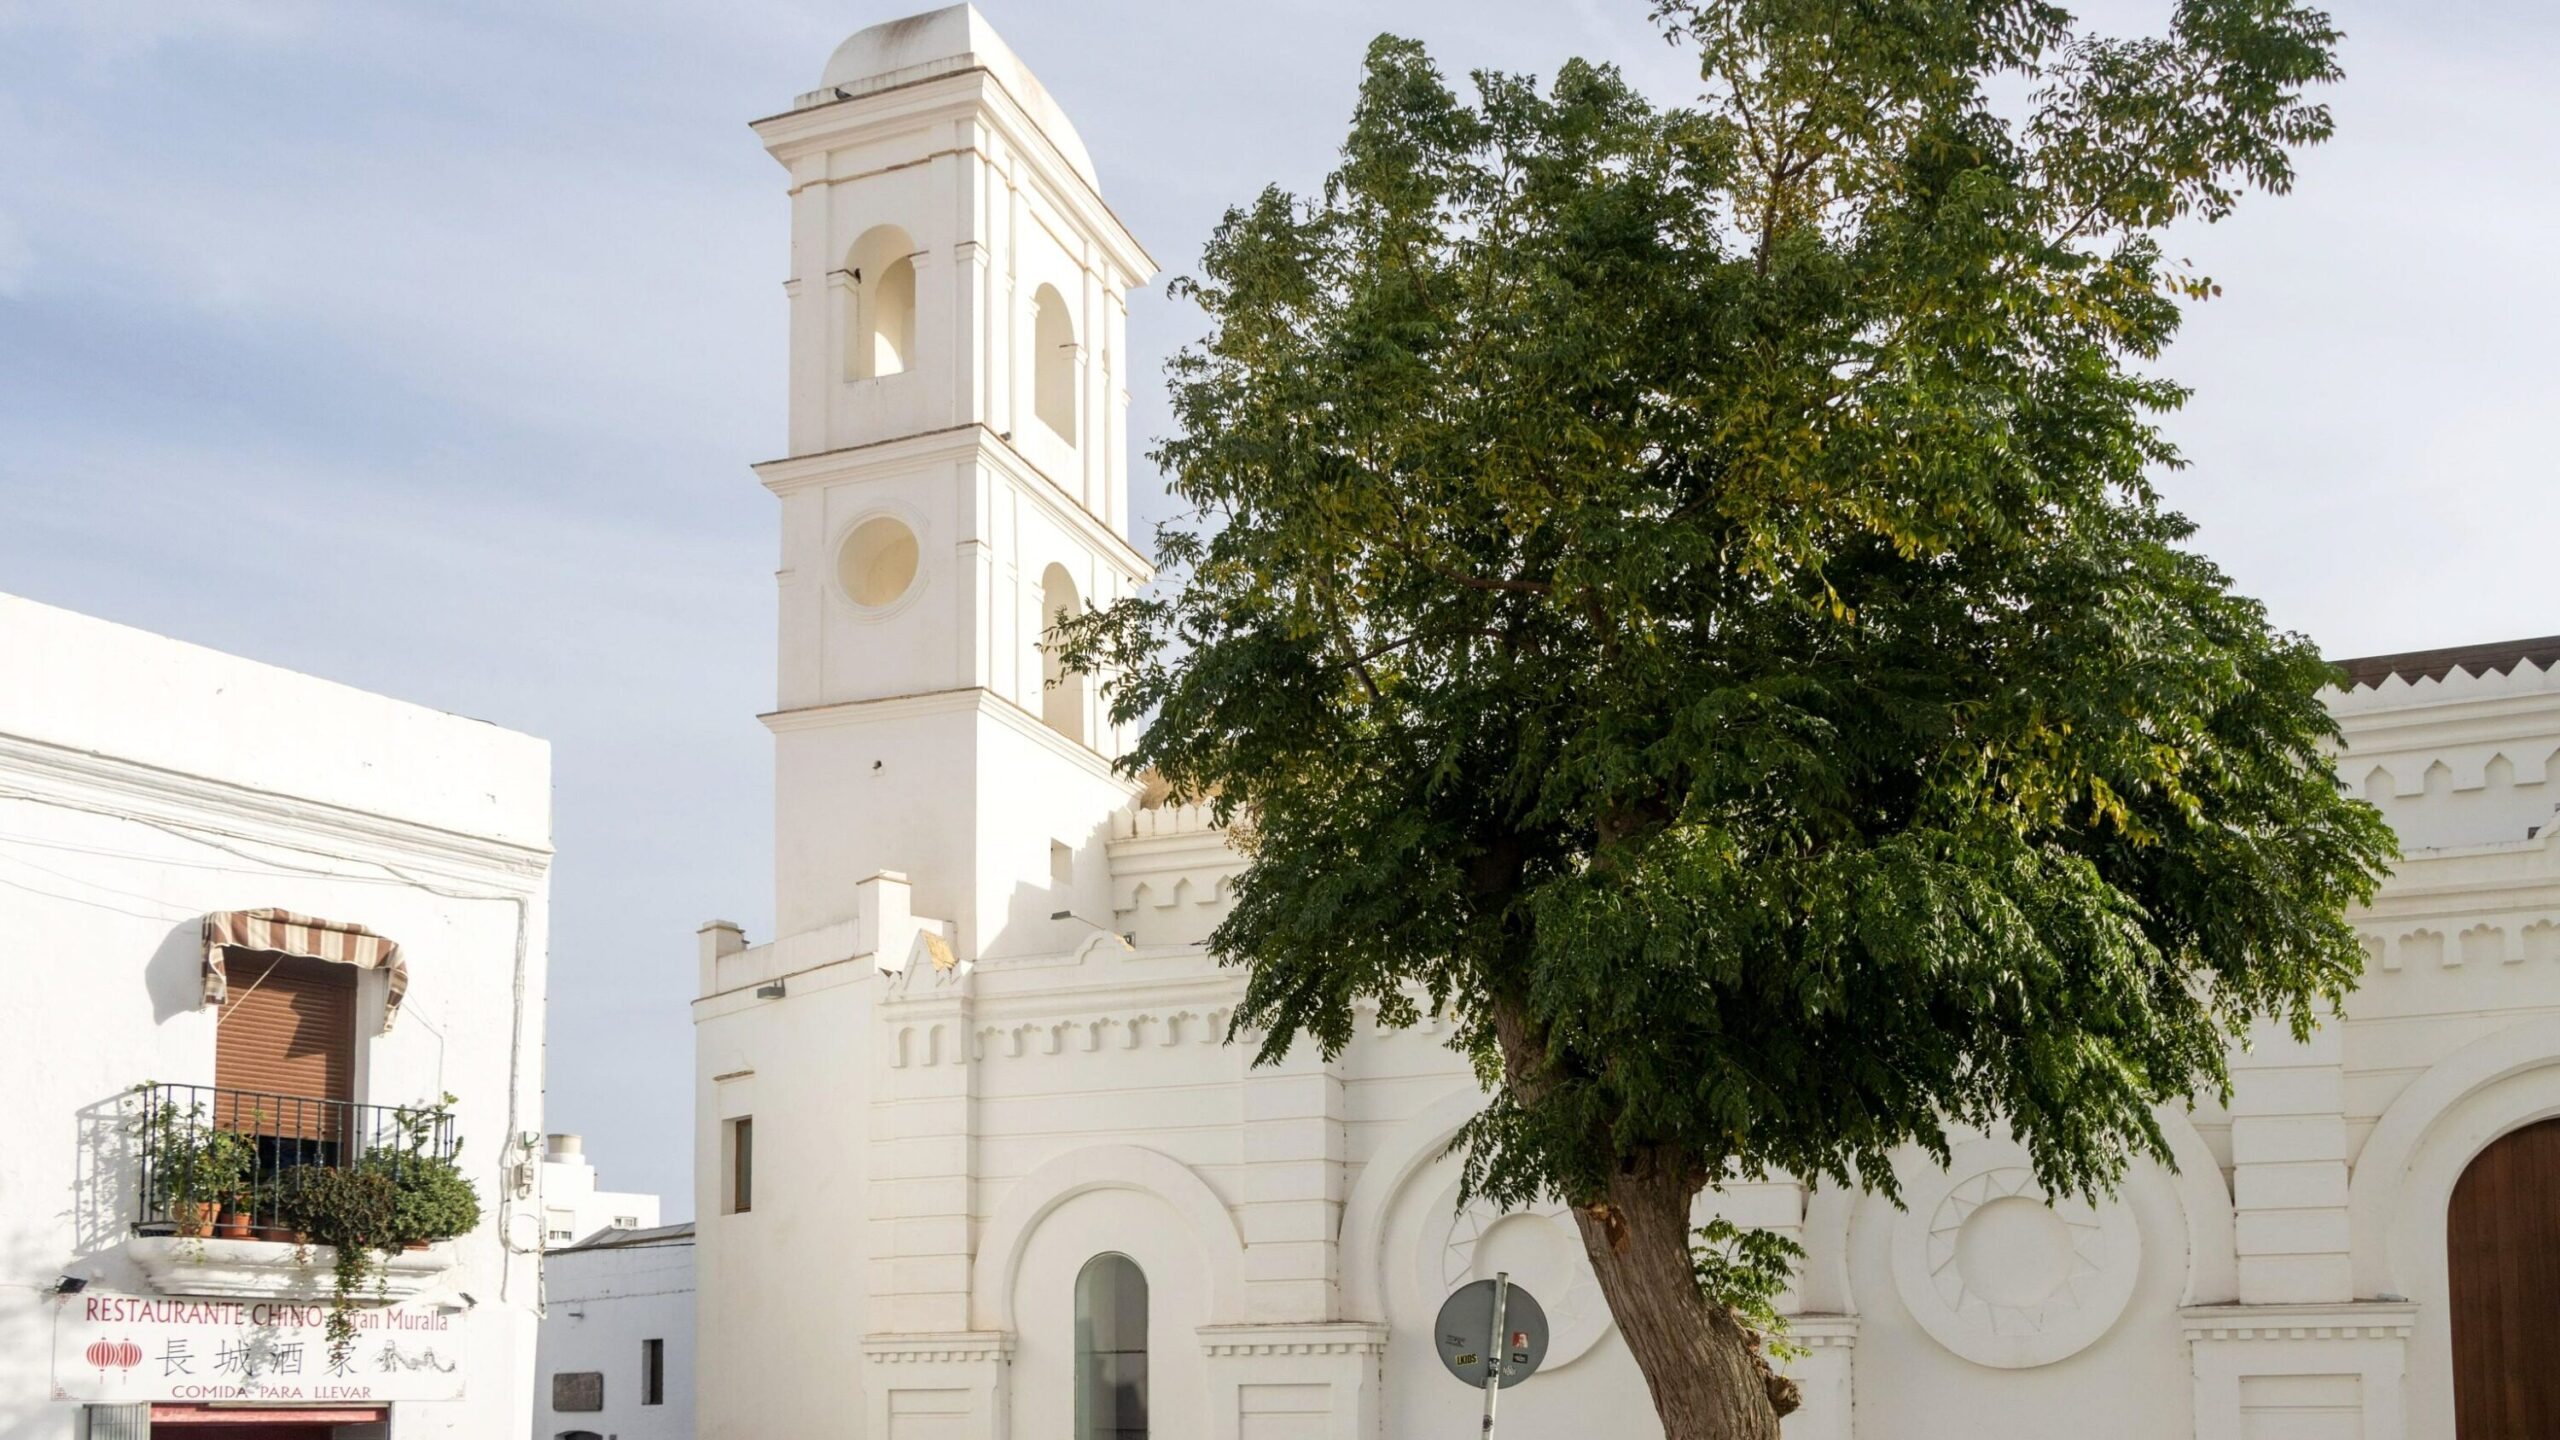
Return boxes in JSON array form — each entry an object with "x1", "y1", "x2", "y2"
[{"x1": 214, "y1": 952, "x2": 355, "y2": 1137}]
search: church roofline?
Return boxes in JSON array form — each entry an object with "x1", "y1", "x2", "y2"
[{"x1": 2331, "y1": 635, "x2": 2560, "y2": 691}]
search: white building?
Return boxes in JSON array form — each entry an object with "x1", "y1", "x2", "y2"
[
  {"x1": 0, "y1": 592, "x2": 553, "y2": 1440},
  {"x1": 535, "y1": 1224, "x2": 695, "y2": 1440},
  {"x1": 690, "y1": 9, "x2": 2560, "y2": 1438},
  {"x1": 539, "y1": 1135, "x2": 661, "y2": 1249}
]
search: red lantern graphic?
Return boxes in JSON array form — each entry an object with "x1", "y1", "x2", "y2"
[{"x1": 85, "y1": 1338, "x2": 142, "y2": 1373}]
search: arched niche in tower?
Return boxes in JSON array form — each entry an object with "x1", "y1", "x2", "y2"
[
  {"x1": 844, "y1": 224, "x2": 917, "y2": 381},
  {"x1": 1040, "y1": 563, "x2": 1086, "y2": 744},
  {"x1": 1032, "y1": 283, "x2": 1078, "y2": 444}
]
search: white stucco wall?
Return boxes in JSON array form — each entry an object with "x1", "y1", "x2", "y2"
[
  {"x1": 0, "y1": 591, "x2": 552, "y2": 1438},
  {"x1": 540, "y1": 1137, "x2": 661, "y2": 1248},
  {"x1": 535, "y1": 1227, "x2": 694, "y2": 1440}
]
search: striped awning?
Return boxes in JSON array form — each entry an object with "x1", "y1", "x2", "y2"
[{"x1": 202, "y1": 908, "x2": 407, "y2": 1034}]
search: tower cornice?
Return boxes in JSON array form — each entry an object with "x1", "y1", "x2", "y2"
[
  {"x1": 752, "y1": 69, "x2": 1155, "y2": 285},
  {"x1": 753, "y1": 424, "x2": 1152, "y2": 582}
]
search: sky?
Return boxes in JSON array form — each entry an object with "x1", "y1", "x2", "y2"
[{"x1": 2, "y1": 1, "x2": 2555, "y2": 1218}]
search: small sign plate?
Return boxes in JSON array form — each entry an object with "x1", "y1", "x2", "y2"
[{"x1": 1433, "y1": 1279, "x2": 1550, "y2": 1389}]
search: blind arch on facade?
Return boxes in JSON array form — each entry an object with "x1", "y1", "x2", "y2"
[{"x1": 201, "y1": 907, "x2": 407, "y2": 1034}]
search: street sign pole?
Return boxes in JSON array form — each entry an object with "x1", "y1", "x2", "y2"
[{"x1": 1480, "y1": 1271, "x2": 1511, "y2": 1440}]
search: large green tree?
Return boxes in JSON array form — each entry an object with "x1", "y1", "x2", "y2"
[{"x1": 1060, "y1": 2, "x2": 2388, "y2": 1435}]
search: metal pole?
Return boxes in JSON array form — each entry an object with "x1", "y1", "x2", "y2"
[{"x1": 1481, "y1": 1271, "x2": 1512, "y2": 1440}]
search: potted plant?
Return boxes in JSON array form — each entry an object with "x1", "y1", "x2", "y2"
[
  {"x1": 277, "y1": 1094, "x2": 481, "y2": 1362},
  {"x1": 132, "y1": 1091, "x2": 250, "y2": 1239},
  {"x1": 386, "y1": 1150, "x2": 482, "y2": 1250}
]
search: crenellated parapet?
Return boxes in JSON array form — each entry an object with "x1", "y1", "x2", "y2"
[
  {"x1": 1109, "y1": 800, "x2": 1244, "y2": 948},
  {"x1": 2328, "y1": 652, "x2": 2560, "y2": 853}
]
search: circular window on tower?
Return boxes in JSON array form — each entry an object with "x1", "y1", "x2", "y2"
[{"x1": 835, "y1": 514, "x2": 921, "y2": 612}]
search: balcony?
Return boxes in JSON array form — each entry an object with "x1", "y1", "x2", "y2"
[{"x1": 125, "y1": 1081, "x2": 468, "y2": 1301}]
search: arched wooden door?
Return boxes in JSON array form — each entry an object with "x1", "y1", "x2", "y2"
[{"x1": 2449, "y1": 1116, "x2": 2560, "y2": 1436}]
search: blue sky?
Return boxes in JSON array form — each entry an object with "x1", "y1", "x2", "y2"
[{"x1": 4, "y1": 1, "x2": 2555, "y2": 1216}]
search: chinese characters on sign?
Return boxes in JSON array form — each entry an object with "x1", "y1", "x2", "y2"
[{"x1": 52, "y1": 1294, "x2": 466, "y2": 1403}]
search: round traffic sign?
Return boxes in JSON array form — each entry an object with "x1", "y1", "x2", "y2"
[{"x1": 1433, "y1": 1278, "x2": 1550, "y2": 1389}]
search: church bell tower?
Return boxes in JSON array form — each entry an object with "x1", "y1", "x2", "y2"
[{"x1": 750, "y1": 5, "x2": 1155, "y2": 959}]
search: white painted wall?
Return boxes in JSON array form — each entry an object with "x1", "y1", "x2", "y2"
[
  {"x1": 694, "y1": 10, "x2": 2560, "y2": 1440},
  {"x1": 535, "y1": 1227, "x2": 694, "y2": 1440},
  {"x1": 0, "y1": 590, "x2": 552, "y2": 1439},
  {"x1": 540, "y1": 1135, "x2": 661, "y2": 1248}
]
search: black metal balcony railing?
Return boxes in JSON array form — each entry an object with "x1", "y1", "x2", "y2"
[{"x1": 133, "y1": 1082, "x2": 458, "y2": 1239}]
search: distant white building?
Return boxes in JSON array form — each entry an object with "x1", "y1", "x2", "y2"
[
  {"x1": 689, "y1": 8, "x2": 2560, "y2": 1440},
  {"x1": 539, "y1": 1135, "x2": 660, "y2": 1249},
  {"x1": 535, "y1": 1224, "x2": 695, "y2": 1440},
  {"x1": 0, "y1": 592, "x2": 553, "y2": 1439}
]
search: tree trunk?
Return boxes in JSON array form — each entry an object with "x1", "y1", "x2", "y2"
[{"x1": 1569, "y1": 1162, "x2": 1781, "y2": 1440}]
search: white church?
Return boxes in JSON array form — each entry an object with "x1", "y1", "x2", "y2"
[{"x1": 687, "y1": 9, "x2": 2560, "y2": 1438}]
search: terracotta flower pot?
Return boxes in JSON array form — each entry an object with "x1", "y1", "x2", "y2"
[
  {"x1": 218, "y1": 1211, "x2": 253, "y2": 1240},
  {"x1": 176, "y1": 1202, "x2": 218, "y2": 1238}
]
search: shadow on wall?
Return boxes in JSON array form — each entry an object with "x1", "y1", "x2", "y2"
[
  {"x1": 988, "y1": 811, "x2": 1119, "y2": 963},
  {"x1": 70, "y1": 1088, "x2": 145, "y2": 1257},
  {"x1": 145, "y1": 917, "x2": 202, "y2": 1025}
]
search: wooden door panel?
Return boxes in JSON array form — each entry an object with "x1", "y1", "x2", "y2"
[{"x1": 2448, "y1": 1116, "x2": 2560, "y2": 1437}]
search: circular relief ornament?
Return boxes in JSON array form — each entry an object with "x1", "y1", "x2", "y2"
[
  {"x1": 1888, "y1": 1139, "x2": 2142, "y2": 1369},
  {"x1": 1414, "y1": 1180, "x2": 1611, "y2": 1368}
]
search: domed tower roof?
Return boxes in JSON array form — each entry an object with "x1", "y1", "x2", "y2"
[{"x1": 798, "y1": 5, "x2": 1097, "y2": 187}]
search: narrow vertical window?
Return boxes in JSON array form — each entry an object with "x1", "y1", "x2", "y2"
[
  {"x1": 1075, "y1": 1253, "x2": 1148, "y2": 1440},
  {"x1": 641, "y1": 1338, "x2": 665, "y2": 1406},
  {"x1": 726, "y1": 1116, "x2": 753, "y2": 1215}
]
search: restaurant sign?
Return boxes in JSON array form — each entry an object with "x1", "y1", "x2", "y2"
[{"x1": 53, "y1": 1293, "x2": 466, "y2": 1403}]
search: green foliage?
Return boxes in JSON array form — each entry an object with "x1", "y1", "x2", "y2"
[
  {"x1": 1692, "y1": 1220, "x2": 1806, "y2": 1361},
  {"x1": 280, "y1": 1163, "x2": 402, "y2": 1358},
  {"x1": 387, "y1": 1154, "x2": 483, "y2": 1243},
  {"x1": 1057, "y1": 3, "x2": 2379, "y2": 1430},
  {"x1": 274, "y1": 1094, "x2": 480, "y2": 1362},
  {"x1": 132, "y1": 1091, "x2": 256, "y2": 1223}
]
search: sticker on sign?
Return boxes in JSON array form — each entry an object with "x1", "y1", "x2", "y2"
[{"x1": 1432, "y1": 1278, "x2": 1550, "y2": 1390}]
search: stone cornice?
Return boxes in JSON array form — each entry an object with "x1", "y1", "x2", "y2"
[
  {"x1": 2178, "y1": 1302, "x2": 2416, "y2": 1342},
  {"x1": 860, "y1": 1330, "x2": 1014, "y2": 1364},
  {"x1": 1196, "y1": 1322, "x2": 1389, "y2": 1357},
  {"x1": 0, "y1": 733, "x2": 550, "y2": 890},
  {"x1": 1782, "y1": 1313, "x2": 1860, "y2": 1349},
  {"x1": 753, "y1": 68, "x2": 1155, "y2": 282},
  {"x1": 753, "y1": 424, "x2": 1152, "y2": 582},
  {"x1": 759, "y1": 686, "x2": 1132, "y2": 791}
]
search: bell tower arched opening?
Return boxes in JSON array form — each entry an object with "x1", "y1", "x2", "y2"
[
  {"x1": 1040, "y1": 564, "x2": 1087, "y2": 744},
  {"x1": 844, "y1": 224, "x2": 917, "y2": 381},
  {"x1": 1033, "y1": 283, "x2": 1078, "y2": 444}
]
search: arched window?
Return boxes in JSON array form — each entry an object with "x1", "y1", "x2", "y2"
[
  {"x1": 1040, "y1": 564, "x2": 1086, "y2": 744},
  {"x1": 1032, "y1": 283, "x2": 1077, "y2": 443},
  {"x1": 845, "y1": 225, "x2": 917, "y2": 381},
  {"x1": 1075, "y1": 1253, "x2": 1147, "y2": 1440}
]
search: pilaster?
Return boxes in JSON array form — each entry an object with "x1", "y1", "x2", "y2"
[
  {"x1": 1238, "y1": 1044, "x2": 1347, "y2": 1321},
  {"x1": 1780, "y1": 1314, "x2": 1859, "y2": 1440},
  {"x1": 1198, "y1": 1322, "x2": 1388, "y2": 1440},
  {"x1": 861, "y1": 1331, "x2": 1012, "y2": 1440},
  {"x1": 2183, "y1": 1303, "x2": 2413, "y2": 1440},
  {"x1": 2230, "y1": 1015, "x2": 2354, "y2": 1304},
  {"x1": 871, "y1": 893, "x2": 978, "y2": 1333}
]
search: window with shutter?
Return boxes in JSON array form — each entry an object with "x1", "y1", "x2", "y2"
[{"x1": 214, "y1": 951, "x2": 357, "y2": 1139}]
